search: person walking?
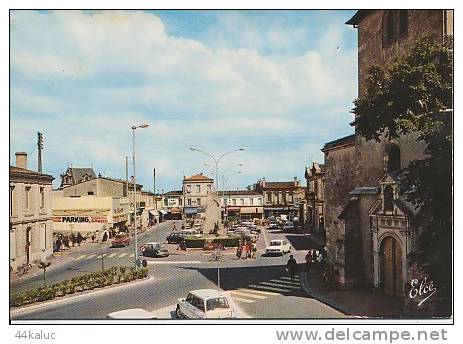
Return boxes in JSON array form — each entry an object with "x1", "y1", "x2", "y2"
[
  {"x1": 286, "y1": 255, "x2": 298, "y2": 282},
  {"x1": 305, "y1": 250, "x2": 313, "y2": 274},
  {"x1": 70, "y1": 233, "x2": 76, "y2": 247},
  {"x1": 251, "y1": 242, "x2": 257, "y2": 259},
  {"x1": 312, "y1": 250, "x2": 318, "y2": 263},
  {"x1": 91, "y1": 233, "x2": 96, "y2": 243},
  {"x1": 76, "y1": 232, "x2": 83, "y2": 246}
]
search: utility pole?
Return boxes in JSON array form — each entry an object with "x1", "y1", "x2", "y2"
[
  {"x1": 153, "y1": 168, "x2": 156, "y2": 209},
  {"x1": 37, "y1": 132, "x2": 43, "y2": 173}
]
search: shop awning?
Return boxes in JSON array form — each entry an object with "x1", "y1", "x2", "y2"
[
  {"x1": 240, "y1": 207, "x2": 263, "y2": 214},
  {"x1": 226, "y1": 207, "x2": 240, "y2": 212},
  {"x1": 158, "y1": 210, "x2": 168, "y2": 215},
  {"x1": 184, "y1": 207, "x2": 199, "y2": 215},
  {"x1": 169, "y1": 208, "x2": 181, "y2": 214}
]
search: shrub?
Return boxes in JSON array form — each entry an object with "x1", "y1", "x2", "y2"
[{"x1": 184, "y1": 238, "x2": 206, "y2": 248}]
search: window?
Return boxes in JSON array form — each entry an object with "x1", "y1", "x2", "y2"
[
  {"x1": 179, "y1": 198, "x2": 183, "y2": 206},
  {"x1": 87, "y1": 191, "x2": 94, "y2": 196},
  {"x1": 10, "y1": 186, "x2": 14, "y2": 216},
  {"x1": 387, "y1": 144, "x2": 401, "y2": 172},
  {"x1": 197, "y1": 198, "x2": 201, "y2": 206},
  {"x1": 164, "y1": 198, "x2": 168, "y2": 206},
  {"x1": 187, "y1": 198, "x2": 192, "y2": 206},
  {"x1": 196, "y1": 185, "x2": 201, "y2": 193},
  {"x1": 250, "y1": 198, "x2": 254, "y2": 206},
  {"x1": 399, "y1": 10, "x2": 408, "y2": 37},
  {"x1": 207, "y1": 185, "x2": 211, "y2": 191},
  {"x1": 258, "y1": 198, "x2": 262, "y2": 205},
  {"x1": 240, "y1": 199, "x2": 244, "y2": 206},
  {"x1": 289, "y1": 193, "x2": 294, "y2": 203},
  {"x1": 186, "y1": 185, "x2": 191, "y2": 193},
  {"x1": 384, "y1": 185, "x2": 394, "y2": 212},
  {"x1": 40, "y1": 187, "x2": 45, "y2": 209},
  {"x1": 232, "y1": 199, "x2": 236, "y2": 206},
  {"x1": 267, "y1": 193, "x2": 271, "y2": 202},
  {"x1": 25, "y1": 186, "x2": 31, "y2": 210},
  {"x1": 206, "y1": 297, "x2": 230, "y2": 311}
]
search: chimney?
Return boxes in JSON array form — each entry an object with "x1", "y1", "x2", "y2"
[
  {"x1": 294, "y1": 177, "x2": 298, "y2": 186},
  {"x1": 15, "y1": 152, "x2": 28, "y2": 169}
]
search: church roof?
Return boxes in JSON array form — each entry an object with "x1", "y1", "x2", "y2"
[{"x1": 322, "y1": 134, "x2": 356, "y2": 152}]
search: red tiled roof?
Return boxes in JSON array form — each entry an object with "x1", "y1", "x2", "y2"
[
  {"x1": 183, "y1": 173, "x2": 214, "y2": 182},
  {"x1": 10, "y1": 166, "x2": 54, "y2": 180},
  {"x1": 263, "y1": 182, "x2": 300, "y2": 190}
]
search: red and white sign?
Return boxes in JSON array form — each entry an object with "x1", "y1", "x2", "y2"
[{"x1": 140, "y1": 246, "x2": 145, "y2": 252}]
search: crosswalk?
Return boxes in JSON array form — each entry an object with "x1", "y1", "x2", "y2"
[
  {"x1": 75, "y1": 252, "x2": 135, "y2": 260},
  {"x1": 230, "y1": 275, "x2": 301, "y2": 304}
]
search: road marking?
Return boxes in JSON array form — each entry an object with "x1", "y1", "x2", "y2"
[
  {"x1": 129, "y1": 253, "x2": 135, "y2": 258},
  {"x1": 75, "y1": 255, "x2": 87, "y2": 260},
  {"x1": 248, "y1": 284, "x2": 290, "y2": 293},
  {"x1": 107, "y1": 253, "x2": 118, "y2": 258},
  {"x1": 146, "y1": 261, "x2": 201, "y2": 265},
  {"x1": 118, "y1": 252, "x2": 128, "y2": 258},
  {"x1": 96, "y1": 254, "x2": 107, "y2": 258},
  {"x1": 230, "y1": 290, "x2": 267, "y2": 299},
  {"x1": 238, "y1": 288, "x2": 280, "y2": 296},
  {"x1": 270, "y1": 279, "x2": 301, "y2": 286},
  {"x1": 231, "y1": 296, "x2": 255, "y2": 303},
  {"x1": 260, "y1": 281, "x2": 300, "y2": 290},
  {"x1": 280, "y1": 276, "x2": 299, "y2": 282},
  {"x1": 85, "y1": 254, "x2": 96, "y2": 259}
]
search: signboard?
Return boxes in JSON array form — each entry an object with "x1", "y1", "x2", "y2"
[{"x1": 52, "y1": 216, "x2": 108, "y2": 223}]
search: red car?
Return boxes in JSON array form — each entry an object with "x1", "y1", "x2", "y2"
[{"x1": 111, "y1": 234, "x2": 130, "y2": 247}]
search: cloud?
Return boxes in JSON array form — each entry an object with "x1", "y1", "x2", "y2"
[{"x1": 10, "y1": 10, "x2": 357, "y2": 190}]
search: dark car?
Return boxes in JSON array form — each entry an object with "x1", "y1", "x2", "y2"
[
  {"x1": 166, "y1": 232, "x2": 184, "y2": 244},
  {"x1": 141, "y1": 242, "x2": 169, "y2": 258}
]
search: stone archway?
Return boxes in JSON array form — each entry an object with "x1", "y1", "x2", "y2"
[{"x1": 380, "y1": 236, "x2": 403, "y2": 296}]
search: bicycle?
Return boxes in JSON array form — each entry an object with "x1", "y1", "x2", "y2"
[
  {"x1": 16, "y1": 262, "x2": 33, "y2": 276},
  {"x1": 210, "y1": 250, "x2": 223, "y2": 261}
]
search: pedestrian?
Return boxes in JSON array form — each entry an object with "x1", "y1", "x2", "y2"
[
  {"x1": 286, "y1": 255, "x2": 298, "y2": 282},
  {"x1": 91, "y1": 233, "x2": 96, "y2": 243},
  {"x1": 305, "y1": 251, "x2": 313, "y2": 274},
  {"x1": 76, "y1": 232, "x2": 83, "y2": 246},
  {"x1": 63, "y1": 236, "x2": 70, "y2": 250},
  {"x1": 251, "y1": 242, "x2": 257, "y2": 259},
  {"x1": 246, "y1": 241, "x2": 252, "y2": 259},
  {"x1": 102, "y1": 232, "x2": 108, "y2": 242},
  {"x1": 236, "y1": 245, "x2": 242, "y2": 259},
  {"x1": 173, "y1": 222, "x2": 176, "y2": 231},
  {"x1": 70, "y1": 233, "x2": 76, "y2": 247},
  {"x1": 55, "y1": 237, "x2": 62, "y2": 251},
  {"x1": 312, "y1": 250, "x2": 318, "y2": 263}
]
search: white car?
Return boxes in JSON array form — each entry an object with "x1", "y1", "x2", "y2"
[
  {"x1": 265, "y1": 239, "x2": 291, "y2": 256},
  {"x1": 176, "y1": 289, "x2": 236, "y2": 319}
]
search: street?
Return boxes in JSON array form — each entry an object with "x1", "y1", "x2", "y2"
[{"x1": 11, "y1": 220, "x2": 345, "y2": 320}]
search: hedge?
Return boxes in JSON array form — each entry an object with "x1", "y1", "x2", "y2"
[
  {"x1": 10, "y1": 266, "x2": 149, "y2": 308},
  {"x1": 183, "y1": 236, "x2": 240, "y2": 248}
]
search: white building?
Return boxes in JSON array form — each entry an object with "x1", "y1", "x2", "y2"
[
  {"x1": 182, "y1": 173, "x2": 214, "y2": 218},
  {"x1": 220, "y1": 190, "x2": 263, "y2": 220},
  {"x1": 10, "y1": 152, "x2": 54, "y2": 270}
]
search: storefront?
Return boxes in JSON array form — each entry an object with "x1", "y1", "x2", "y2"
[{"x1": 240, "y1": 206, "x2": 264, "y2": 220}]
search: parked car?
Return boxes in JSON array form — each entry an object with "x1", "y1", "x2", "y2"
[
  {"x1": 268, "y1": 221, "x2": 278, "y2": 229},
  {"x1": 176, "y1": 289, "x2": 236, "y2": 318},
  {"x1": 106, "y1": 308, "x2": 156, "y2": 319},
  {"x1": 111, "y1": 234, "x2": 130, "y2": 247},
  {"x1": 265, "y1": 239, "x2": 291, "y2": 256},
  {"x1": 181, "y1": 229, "x2": 202, "y2": 238},
  {"x1": 141, "y1": 242, "x2": 169, "y2": 257},
  {"x1": 166, "y1": 232, "x2": 183, "y2": 244},
  {"x1": 283, "y1": 221, "x2": 296, "y2": 231}
]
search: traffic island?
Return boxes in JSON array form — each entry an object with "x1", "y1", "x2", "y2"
[{"x1": 10, "y1": 266, "x2": 149, "y2": 309}]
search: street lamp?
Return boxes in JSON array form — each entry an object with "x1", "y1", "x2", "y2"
[
  {"x1": 132, "y1": 123, "x2": 149, "y2": 268},
  {"x1": 190, "y1": 147, "x2": 244, "y2": 200}
]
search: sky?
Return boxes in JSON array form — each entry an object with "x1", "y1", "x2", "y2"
[{"x1": 10, "y1": 10, "x2": 358, "y2": 192}]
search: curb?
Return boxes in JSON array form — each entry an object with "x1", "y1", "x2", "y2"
[
  {"x1": 10, "y1": 276, "x2": 155, "y2": 317},
  {"x1": 299, "y1": 271, "x2": 354, "y2": 316}
]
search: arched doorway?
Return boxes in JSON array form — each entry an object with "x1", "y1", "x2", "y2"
[{"x1": 380, "y1": 236, "x2": 403, "y2": 296}]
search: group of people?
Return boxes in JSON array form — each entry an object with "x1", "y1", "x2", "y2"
[
  {"x1": 54, "y1": 232, "x2": 84, "y2": 252},
  {"x1": 305, "y1": 246, "x2": 328, "y2": 273},
  {"x1": 236, "y1": 240, "x2": 257, "y2": 259}
]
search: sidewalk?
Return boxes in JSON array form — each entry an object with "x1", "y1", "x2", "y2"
[
  {"x1": 300, "y1": 267, "x2": 404, "y2": 318},
  {"x1": 10, "y1": 225, "x2": 159, "y2": 284}
]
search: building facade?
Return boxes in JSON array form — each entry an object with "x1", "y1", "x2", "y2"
[
  {"x1": 182, "y1": 173, "x2": 214, "y2": 218},
  {"x1": 323, "y1": 10, "x2": 453, "y2": 304},
  {"x1": 255, "y1": 178, "x2": 305, "y2": 220},
  {"x1": 162, "y1": 190, "x2": 183, "y2": 220},
  {"x1": 304, "y1": 162, "x2": 326, "y2": 232},
  {"x1": 220, "y1": 190, "x2": 264, "y2": 220},
  {"x1": 10, "y1": 152, "x2": 54, "y2": 270}
]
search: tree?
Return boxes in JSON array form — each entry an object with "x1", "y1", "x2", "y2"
[
  {"x1": 352, "y1": 35, "x2": 453, "y2": 315},
  {"x1": 38, "y1": 261, "x2": 52, "y2": 287}
]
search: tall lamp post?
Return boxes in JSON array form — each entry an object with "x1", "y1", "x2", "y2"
[
  {"x1": 132, "y1": 123, "x2": 149, "y2": 268},
  {"x1": 190, "y1": 147, "x2": 244, "y2": 203}
]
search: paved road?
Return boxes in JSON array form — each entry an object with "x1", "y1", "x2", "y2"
[{"x1": 11, "y1": 223, "x2": 345, "y2": 319}]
